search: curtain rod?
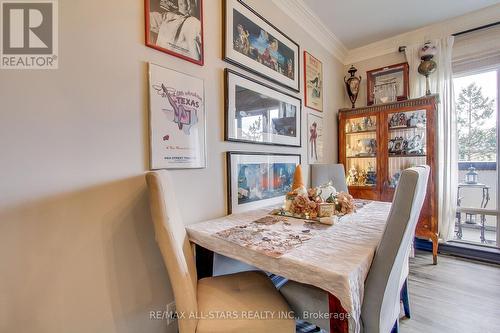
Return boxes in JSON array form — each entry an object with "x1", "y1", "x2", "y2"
[
  {"x1": 452, "y1": 20, "x2": 500, "y2": 36},
  {"x1": 398, "y1": 21, "x2": 500, "y2": 53}
]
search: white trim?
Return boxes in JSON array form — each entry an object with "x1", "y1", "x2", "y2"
[
  {"x1": 346, "y1": 4, "x2": 500, "y2": 64},
  {"x1": 271, "y1": 0, "x2": 348, "y2": 63}
]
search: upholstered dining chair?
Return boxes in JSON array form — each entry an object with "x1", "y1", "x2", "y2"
[
  {"x1": 311, "y1": 164, "x2": 349, "y2": 193},
  {"x1": 281, "y1": 166, "x2": 430, "y2": 333},
  {"x1": 146, "y1": 170, "x2": 295, "y2": 333}
]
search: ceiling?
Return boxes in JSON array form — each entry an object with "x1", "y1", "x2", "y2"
[{"x1": 303, "y1": 0, "x2": 500, "y2": 49}]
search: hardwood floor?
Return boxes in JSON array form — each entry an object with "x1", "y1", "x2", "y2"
[{"x1": 400, "y1": 251, "x2": 500, "y2": 332}]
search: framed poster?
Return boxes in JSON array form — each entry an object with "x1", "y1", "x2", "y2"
[
  {"x1": 366, "y1": 62, "x2": 409, "y2": 105},
  {"x1": 225, "y1": 68, "x2": 301, "y2": 147},
  {"x1": 148, "y1": 63, "x2": 206, "y2": 169},
  {"x1": 223, "y1": 0, "x2": 300, "y2": 92},
  {"x1": 304, "y1": 51, "x2": 323, "y2": 112},
  {"x1": 226, "y1": 152, "x2": 300, "y2": 214},
  {"x1": 307, "y1": 112, "x2": 324, "y2": 164},
  {"x1": 145, "y1": 0, "x2": 204, "y2": 66}
]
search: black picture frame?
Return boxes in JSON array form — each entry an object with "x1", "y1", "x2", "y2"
[
  {"x1": 226, "y1": 151, "x2": 301, "y2": 214},
  {"x1": 224, "y1": 68, "x2": 302, "y2": 148},
  {"x1": 223, "y1": 0, "x2": 300, "y2": 92}
]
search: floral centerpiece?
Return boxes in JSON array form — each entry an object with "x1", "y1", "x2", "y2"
[{"x1": 277, "y1": 165, "x2": 356, "y2": 224}]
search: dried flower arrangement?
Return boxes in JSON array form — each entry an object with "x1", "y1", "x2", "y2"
[{"x1": 276, "y1": 165, "x2": 356, "y2": 223}]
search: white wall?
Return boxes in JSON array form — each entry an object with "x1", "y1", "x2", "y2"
[{"x1": 0, "y1": 0, "x2": 345, "y2": 332}]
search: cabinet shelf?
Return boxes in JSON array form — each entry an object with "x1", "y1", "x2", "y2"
[
  {"x1": 339, "y1": 95, "x2": 438, "y2": 264},
  {"x1": 345, "y1": 129, "x2": 377, "y2": 135},
  {"x1": 388, "y1": 153, "x2": 426, "y2": 158},
  {"x1": 347, "y1": 155, "x2": 377, "y2": 159},
  {"x1": 389, "y1": 125, "x2": 425, "y2": 132}
]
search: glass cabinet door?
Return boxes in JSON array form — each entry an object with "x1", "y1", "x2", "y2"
[
  {"x1": 344, "y1": 115, "x2": 378, "y2": 188},
  {"x1": 387, "y1": 109, "x2": 427, "y2": 188}
]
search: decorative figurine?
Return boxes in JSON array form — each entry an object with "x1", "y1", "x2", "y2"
[
  {"x1": 389, "y1": 112, "x2": 408, "y2": 128},
  {"x1": 407, "y1": 134, "x2": 424, "y2": 155},
  {"x1": 418, "y1": 41, "x2": 438, "y2": 96},
  {"x1": 366, "y1": 163, "x2": 377, "y2": 185},
  {"x1": 344, "y1": 65, "x2": 362, "y2": 108},
  {"x1": 389, "y1": 171, "x2": 401, "y2": 188},
  {"x1": 346, "y1": 166, "x2": 359, "y2": 185}
]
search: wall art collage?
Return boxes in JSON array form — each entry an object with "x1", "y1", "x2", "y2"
[{"x1": 146, "y1": 0, "x2": 326, "y2": 213}]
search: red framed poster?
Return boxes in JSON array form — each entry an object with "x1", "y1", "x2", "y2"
[{"x1": 145, "y1": 0, "x2": 204, "y2": 66}]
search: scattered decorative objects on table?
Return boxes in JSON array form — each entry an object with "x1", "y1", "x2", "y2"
[
  {"x1": 225, "y1": 68, "x2": 301, "y2": 147},
  {"x1": 366, "y1": 62, "x2": 409, "y2": 105},
  {"x1": 223, "y1": 0, "x2": 300, "y2": 91},
  {"x1": 214, "y1": 214, "x2": 317, "y2": 258},
  {"x1": 226, "y1": 152, "x2": 301, "y2": 214},
  {"x1": 275, "y1": 165, "x2": 356, "y2": 224},
  {"x1": 307, "y1": 112, "x2": 324, "y2": 164},
  {"x1": 145, "y1": 0, "x2": 204, "y2": 65},
  {"x1": 148, "y1": 63, "x2": 206, "y2": 169},
  {"x1": 344, "y1": 65, "x2": 362, "y2": 108},
  {"x1": 418, "y1": 41, "x2": 438, "y2": 96},
  {"x1": 304, "y1": 51, "x2": 323, "y2": 111}
]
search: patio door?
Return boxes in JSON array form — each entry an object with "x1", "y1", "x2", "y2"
[{"x1": 452, "y1": 68, "x2": 500, "y2": 248}]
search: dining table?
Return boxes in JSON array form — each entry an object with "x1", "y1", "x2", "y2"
[{"x1": 185, "y1": 200, "x2": 392, "y2": 333}]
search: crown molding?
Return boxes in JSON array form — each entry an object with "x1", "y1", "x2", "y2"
[
  {"x1": 271, "y1": 0, "x2": 348, "y2": 63},
  {"x1": 345, "y1": 3, "x2": 500, "y2": 65}
]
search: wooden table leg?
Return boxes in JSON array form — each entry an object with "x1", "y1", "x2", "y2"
[{"x1": 328, "y1": 293, "x2": 349, "y2": 333}]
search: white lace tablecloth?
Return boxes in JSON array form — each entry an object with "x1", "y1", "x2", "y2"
[{"x1": 186, "y1": 201, "x2": 392, "y2": 333}]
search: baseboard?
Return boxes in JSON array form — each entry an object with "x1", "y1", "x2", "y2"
[{"x1": 415, "y1": 238, "x2": 500, "y2": 265}]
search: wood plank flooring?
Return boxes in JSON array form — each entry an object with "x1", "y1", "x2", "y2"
[{"x1": 400, "y1": 251, "x2": 500, "y2": 332}]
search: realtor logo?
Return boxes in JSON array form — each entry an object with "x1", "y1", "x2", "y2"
[{"x1": 1, "y1": 0, "x2": 58, "y2": 69}]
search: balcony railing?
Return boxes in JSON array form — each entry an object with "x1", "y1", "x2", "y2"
[{"x1": 455, "y1": 161, "x2": 498, "y2": 247}]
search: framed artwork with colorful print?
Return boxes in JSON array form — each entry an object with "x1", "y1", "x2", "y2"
[
  {"x1": 148, "y1": 63, "x2": 206, "y2": 169},
  {"x1": 226, "y1": 152, "x2": 301, "y2": 214},
  {"x1": 223, "y1": 0, "x2": 300, "y2": 92},
  {"x1": 304, "y1": 51, "x2": 323, "y2": 112},
  {"x1": 145, "y1": 0, "x2": 204, "y2": 66},
  {"x1": 224, "y1": 68, "x2": 301, "y2": 147}
]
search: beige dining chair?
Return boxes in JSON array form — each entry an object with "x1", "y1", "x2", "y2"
[
  {"x1": 311, "y1": 164, "x2": 349, "y2": 193},
  {"x1": 146, "y1": 170, "x2": 295, "y2": 333},
  {"x1": 281, "y1": 166, "x2": 429, "y2": 333}
]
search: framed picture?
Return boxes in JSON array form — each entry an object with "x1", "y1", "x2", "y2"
[
  {"x1": 223, "y1": 0, "x2": 300, "y2": 92},
  {"x1": 148, "y1": 63, "x2": 206, "y2": 169},
  {"x1": 307, "y1": 112, "x2": 324, "y2": 164},
  {"x1": 304, "y1": 51, "x2": 323, "y2": 111},
  {"x1": 366, "y1": 62, "x2": 409, "y2": 105},
  {"x1": 145, "y1": 0, "x2": 204, "y2": 66},
  {"x1": 226, "y1": 152, "x2": 301, "y2": 214},
  {"x1": 225, "y1": 69, "x2": 301, "y2": 147}
]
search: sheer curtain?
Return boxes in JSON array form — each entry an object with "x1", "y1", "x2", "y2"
[{"x1": 405, "y1": 36, "x2": 458, "y2": 241}]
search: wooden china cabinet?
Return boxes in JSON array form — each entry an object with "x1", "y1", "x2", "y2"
[{"x1": 339, "y1": 95, "x2": 439, "y2": 264}]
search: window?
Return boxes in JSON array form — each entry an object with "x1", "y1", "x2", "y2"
[{"x1": 453, "y1": 69, "x2": 499, "y2": 247}]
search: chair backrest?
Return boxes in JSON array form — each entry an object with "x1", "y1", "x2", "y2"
[
  {"x1": 311, "y1": 164, "x2": 348, "y2": 193},
  {"x1": 146, "y1": 170, "x2": 198, "y2": 333},
  {"x1": 361, "y1": 166, "x2": 429, "y2": 333}
]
